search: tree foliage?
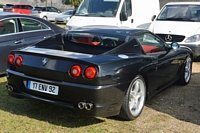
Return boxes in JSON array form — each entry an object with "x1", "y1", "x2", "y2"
[{"x1": 62, "y1": 0, "x2": 82, "y2": 8}]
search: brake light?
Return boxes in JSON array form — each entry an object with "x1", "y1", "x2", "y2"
[
  {"x1": 38, "y1": 11, "x2": 42, "y2": 14},
  {"x1": 84, "y1": 66, "x2": 97, "y2": 79},
  {"x1": 70, "y1": 65, "x2": 81, "y2": 77},
  {"x1": 8, "y1": 54, "x2": 15, "y2": 65},
  {"x1": 15, "y1": 56, "x2": 23, "y2": 67}
]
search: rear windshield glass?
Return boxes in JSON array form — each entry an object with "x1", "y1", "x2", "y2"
[
  {"x1": 64, "y1": 32, "x2": 127, "y2": 54},
  {"x1": 66, "y1": 32, "x2": 125, "y2": 47},
  {"x1": 4, "y1": 4, "x2": 13, "y2": 8},
  {"x1": 32, "y1": 7, "x2": 43, "y2": 11}
]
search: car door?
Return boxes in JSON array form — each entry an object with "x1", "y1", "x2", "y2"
[
  {"x1": 19, "y1": 18, "x2": 55, "y2": 47},
  {"x1": 50, "y1": 7, "x2": 62, "y2": 20},
  {"x1": 135, "y1": 32, "x2": 181, "y2": 92},
  {"x1": 46, "y1": 7, "x2": 55, "y2": 21},
  {"x1": 0, "y1": 18, "x2": 25, "y2": 74}
]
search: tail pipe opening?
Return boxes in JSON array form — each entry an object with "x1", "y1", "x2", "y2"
[
  {"x1": 78, "y1": 102, "x2": 94, "y2": 110},
  {"x1": 6, "y1": 84, "x2": 14, "y2": 92}
]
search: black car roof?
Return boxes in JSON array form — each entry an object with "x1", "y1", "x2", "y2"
[
  {"x1": 69, "y1": 25, "x2": 147, "y2": 36},
  {"x1": 0, "y1": 12, "x2": 38, "y2": 20},
  {"x1": 0, "y1": 12, "x2": 25, "y2": 17}
]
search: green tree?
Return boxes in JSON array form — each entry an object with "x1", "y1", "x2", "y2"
[{"x1": 62, "y1": 0, "x2": 82, "y2": 8}]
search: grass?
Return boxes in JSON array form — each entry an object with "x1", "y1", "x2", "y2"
[{"x1": 0, "y1": 76, "x2": 138, "y2": 133}]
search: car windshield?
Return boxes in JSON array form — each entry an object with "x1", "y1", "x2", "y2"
[
  {"x1": 75, "y1": 0, "x2": 120, "y2": 17},
  {"x1": 63, "y1": 10, "x2": 73, "y2": 15},
  {"x1": 157, "y1": 4, "x2": 200, "y2": 22}
]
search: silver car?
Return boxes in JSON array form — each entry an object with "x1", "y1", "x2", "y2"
[
  {"x1": 55, "y1": 10, "x2": 73, "y2": 24},
  {"x1": 30, "y1": 6, "x2": 62, "y2": 21}
]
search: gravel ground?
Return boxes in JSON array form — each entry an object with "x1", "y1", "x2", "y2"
[{"x1": 132, "y1": 62, "x2": 200, "y2": 133}]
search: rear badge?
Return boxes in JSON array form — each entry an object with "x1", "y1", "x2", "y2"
[{"x1": 42, "y1": 58, "x2": 48, "y2": 66}]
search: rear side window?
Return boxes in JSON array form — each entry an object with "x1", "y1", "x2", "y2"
[
  {"x1": 20, "y1": 18, "x2": 49, "y2": 32},
  {"x1": 0, "y1": 19, "x2": 18, "y2": 35}
]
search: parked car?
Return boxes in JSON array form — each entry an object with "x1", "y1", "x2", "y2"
[
  {"x1": 55, "y1": 9, "x2": 73, "y2": 24},
  {"x1": 6, "y1": 26, "x2": 193, "y2": 120},
  {"x1": 30, "y1": 6, "x2": 62, "y2": 21},
  {"x1": 0, "y1": 12, "x2": 66, "y2": 75},
  {"x1": 149, "y1": 2, "x2": 200, "y2": 61},
  {"x1": 0, "y1": 4, "x2": 5, "y2": 12},
  {"x1": 3, "y1": 4, "x2": 33, "y2": 15}
]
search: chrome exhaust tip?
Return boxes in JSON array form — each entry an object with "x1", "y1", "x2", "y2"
[
  {"x1": 85, "y1": 103, "x2": 93, "y2": 110},
  {"x1": 78, "y1": 102, "x2": 86, "y2": 110},
  {"x1": 6, "y1": 85, "x2": 13, "y2": 92}
]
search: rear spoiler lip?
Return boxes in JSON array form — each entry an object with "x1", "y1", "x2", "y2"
[{"x1": 15, "y1": 47, "x2": 94, "y2": 59}]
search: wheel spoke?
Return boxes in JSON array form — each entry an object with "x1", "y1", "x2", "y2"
[
  {"x1": 128, "y1": 78, "x2": 146, "y2": 117},
  {"x1": 184, "y1": 57, "x2": 191, "y2": 82}
]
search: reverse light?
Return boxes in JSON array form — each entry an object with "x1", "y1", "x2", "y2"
[
  {"x1": 8, "y1": 54, "x2": 15, "y2": 65},
  {"x1": 15, "y1": 56, "x2": 23, "y2": 67},
  {"x1": 70, "y1": 65, "x2": 81, "y2": 77},
  {"x1": 84, "y1": 66, "x2": 97, "y2": 79}
]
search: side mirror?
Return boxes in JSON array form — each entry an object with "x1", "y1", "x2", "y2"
[
  {"x1": 171, "y1": 42, "x2": 179, "y2": 50},
  {"x1": 120, "y1": 12, "x2": 128, "y2": 21},
  {"x1": 151, "y1": 15, "x2": 156, "y2": 21}
]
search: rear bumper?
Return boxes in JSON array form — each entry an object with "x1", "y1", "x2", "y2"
[{"x1": 6, "y1": 69, "x2": 129, "y2": 117}]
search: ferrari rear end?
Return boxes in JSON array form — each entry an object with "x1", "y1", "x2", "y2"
[{"x1": 6, "y1": 46, "x2": 130, "y2": 117}]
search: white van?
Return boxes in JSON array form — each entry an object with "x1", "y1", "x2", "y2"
[
  {"x1": 149, "y1": 2, "x2": 200, "y2": 61},
  {"x1": 66, "y1": 0, "x2": 160, "y2": 30}
]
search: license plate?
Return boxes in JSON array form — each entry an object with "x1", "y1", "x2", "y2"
[{"x1": 27, "y1": 80, "x2": 59, "y2": 95}]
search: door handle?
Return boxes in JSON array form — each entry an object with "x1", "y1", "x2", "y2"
[{"x1": 15, "y1": 39, "x2": 24, "y2": 44}]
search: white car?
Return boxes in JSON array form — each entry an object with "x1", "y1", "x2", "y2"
[
  {"x1": 30, "y1": 6, "x2": 62, "y2": 21},
  {"x1": 55, "y1": 10, "x2": 73, "y2": 24},
  {"x1": 149, "y1": 2, "x2": 200, "y2": 61},
  {"x1": 0, "y1": 4, "x2": 4, "y2": 12}
]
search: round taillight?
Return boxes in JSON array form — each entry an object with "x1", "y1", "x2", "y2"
[
  {"x1": 8, "y1": 54, "x2": 15, "y2": 65},
  {"x1": 84, "y1": 66, "x2": 97, "y2": 79},
  {"x1": 15, "y1": 56, "x2": 23, "y2": 67},
  {"x1": 70, "y1": 65, "x2": 81, "y2": 77}
]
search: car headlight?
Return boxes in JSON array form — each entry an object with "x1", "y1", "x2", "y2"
[
  {"x1": 66, "y1": 26, "x2": 73, "y2": 30},
  {"x1": 185, "y1": 35, "x2": 200, "y2": 43}
]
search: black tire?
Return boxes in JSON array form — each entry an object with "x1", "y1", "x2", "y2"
[
  {"x1": 194, "y1": 55, "x2": 200, "y2": 62},
  {"x1": 119, "y1": 75, "x2": 146, "y2": 120},
  {"x1": 43, "y1": 16, "x2": 48, "y2": 21},
  {"x1": 177, "y1": 55, "x2": 192, "y2": 85}
]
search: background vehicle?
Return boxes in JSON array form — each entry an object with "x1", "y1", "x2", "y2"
[
  {"x1": 149, "y1": 2, "x2": 200, "y2": 61},
  {"x1": 66, "y1": 0, "x2": 160, "y2": 30},
  {"x1": 0, "y1": 12, "x2": 66, "y2": 75},
  {"x1": 55, "y1": 9, "x2": 73, "y2": 24},
  {"x1": 3, "y1": 4, "x2": 33, "y2": 15},
  {"x1": 0, "y1": 4, "x2": 5, "y2": 12},
  {"x1": 30, "y1": 6, "x2": 62, "y2": 21},
  {"x1": 6, "y1": 26, "x2": 192, "y2": 120}
]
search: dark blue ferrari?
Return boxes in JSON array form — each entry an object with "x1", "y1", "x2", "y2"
[{"x1": 6, "y1": 26, "x2": 193, "y2": 120}]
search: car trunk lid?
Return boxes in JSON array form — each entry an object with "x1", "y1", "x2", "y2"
[{"x1": 14, "y1": 47, "x2": 95, "y2": 82}]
